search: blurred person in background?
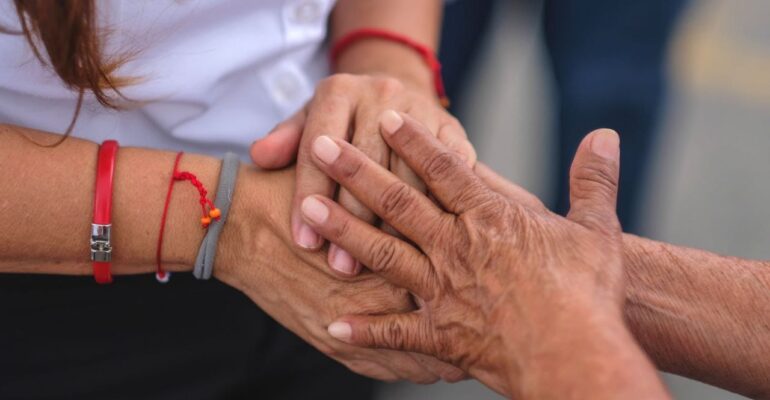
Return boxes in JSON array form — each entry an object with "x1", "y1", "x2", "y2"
[{"x1": 440, "y1": 0, "x2": 689, "y2": 233}]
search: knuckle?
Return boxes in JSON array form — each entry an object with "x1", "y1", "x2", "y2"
[
  {"x1": 572, "y1": 208, "x2": 620, "y2": 234},
  {"x1": 442, "y1": 117, "x2": 467, "y2": 139},
  {"x1": 317, "y1": 340, "x2": 342, "y2": 359},
  {"x1": 319, "y1": 73, "x2": 355, "y2": 92},
  {"x1": 367, "y1": 236, "x2": 400, "y2": 274},
  {"x1": 309, "y1": 92, "x2": 350, "y2": 117},
  {"x1": 373, "y1": 76, "x2": 404, "y2": 98},
  {"x1": 442, "y1": 368, "x2": 469, "y2": 383},
  {"x1": 376, "y1": 320, "x2": 407, "y2": 350},
  {"x1": 379, "y1": 181, "x2": 415, "y2": 217},
  {"x1": 336, "y1": 155, "x2": 365, "y2": 182},
  {"x1": 422, "y1": 152, "x2": 463, "y2": 183},
  {"x1": 447, "y1": 182, "x2": 495, "y2": 214},
  {"x1": 352, "y1": 134, "x2": 387, "y2": 164},
  {"x1": 329, "y1": 215, "x2": 352, "y2": 241}
]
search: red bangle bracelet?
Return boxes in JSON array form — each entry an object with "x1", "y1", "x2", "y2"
[
  {"x1": 90, "y1": 140, "x2": 119, "y2": 284},
  {"x1": 330, "y1": 28, "x2": 450, "y2": 108}
]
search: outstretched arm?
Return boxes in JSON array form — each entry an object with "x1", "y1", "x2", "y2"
[
  {"x1": 623, "y1": 235, "x2": 770, "y2": 399},
  {"x1": 299, "y1": 113, "x2": 669, "y2": 399},
  {"x1": 473, "y1": 149, "x2": 770, "y2": 398},
  {"x1": 0, "y1": 123, "x2": 463, "y2": 384},
  {"x1": 0, "y1": 124, "x2": 234, "y2": 275}
]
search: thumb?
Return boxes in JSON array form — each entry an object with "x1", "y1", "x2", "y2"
[
  {"x1": 250, "y1": 108, "x2": 306, "y2": 169},
  {"x1": 328, "y1": 313, "x2": 428, "y2": 354},
  {"x1": 566, "y1": 129, "x2": 622, "y2": 235}
]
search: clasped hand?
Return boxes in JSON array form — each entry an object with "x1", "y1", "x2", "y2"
[{"x1": 296, "y1": 111, "x2": 627, "y2": 396}]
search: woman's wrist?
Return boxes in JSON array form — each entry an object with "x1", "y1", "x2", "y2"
[
  {"x1": 110, "y1": 148, "x2": 222, "y2": 275},
  {"x1": 212, "y1": 165, "x2": 291, "y2": 289},
  {"x1": 210, "y1": 164, "x2": 255, "y2": 285},
  {"x1": 333, "y1": 40, "x2": 437, "y2": 97},
  {"x1": 0, "y1": 125, "x2": 230, "y2": 276}
]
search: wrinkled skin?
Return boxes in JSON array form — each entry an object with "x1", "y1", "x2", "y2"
[
  {"x1": 214, "y1": 166, "x2": 466, "y2": 384},
  {"x1": 248, "y1": 74, "x2": 474, "y2": 382},
  {"x1": 250, "y1": 74, "x2": 475, "y2": 275},
  {"x1": 296, "y1": 111, "x2": 626, "y2": 396}
]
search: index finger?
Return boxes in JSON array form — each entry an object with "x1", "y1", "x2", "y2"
[
  {"x1": 291, "y1": 95, "x2": 355, "y2": 250},
  {"x1": 379, "y1": 111, "x2": 490, "y2": 215},
  {"x1": 300, "y1": 195, "x2": 437, "y2": 299},
  {"x1": 310, "y1": 135, "x2": 452, "y2": 248}
]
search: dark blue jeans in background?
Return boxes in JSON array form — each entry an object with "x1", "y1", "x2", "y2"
[{"x1": 440, "y1": 0, "x2": 688, "y2": 233}]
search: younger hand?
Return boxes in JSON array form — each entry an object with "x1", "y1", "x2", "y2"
[{"x1": 250, "y1": 74, "x2": 476, "y2": 276}]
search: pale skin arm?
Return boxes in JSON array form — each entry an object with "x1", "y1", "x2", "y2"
[{"x1": 623, "y1": 235, "x2": 770, "y2": 399}]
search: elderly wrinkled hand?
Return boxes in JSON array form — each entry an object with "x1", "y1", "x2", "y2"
[
  {"x1": 250, "y1": 74, "x2": 476, "y2": 274},
  {"x1": 297, "y1": 111, "x2": 631, "y2": 396}
]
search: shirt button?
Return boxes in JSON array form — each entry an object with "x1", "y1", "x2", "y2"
[
  {"x1": 272, "y1": 71, "x2": 303, "y2": 103},
  {"x1": 291, "y1": 0, "x2": 322, "y2": 24}
]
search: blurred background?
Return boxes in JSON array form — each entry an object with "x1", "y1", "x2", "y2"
[{"x1": 377, "y1": 0, "x2": 769, "y2": 398}]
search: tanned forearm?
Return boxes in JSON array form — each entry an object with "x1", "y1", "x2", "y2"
[
  {"x1": 0, "y1": 124, "x2": 237, "y2": 276},
  {"x1": 330, "y1": 0, "x2": 442, "y2": 95},
  {"x1": 511, "y1": 304, "x2": 670, "y2": 400},
  {"x1": 623, "y1": 234, "x2": 770, "y2": 399}
]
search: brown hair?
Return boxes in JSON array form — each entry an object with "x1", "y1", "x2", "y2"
[{"x1": 3, "y1": 0, "x2": 131, "y2": 145}]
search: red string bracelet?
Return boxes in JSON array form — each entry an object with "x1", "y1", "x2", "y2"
[
  {"x1": 155, "y1": 152, "x2": 221, "y2": 283},
  {"x1": 330, "y1": 28, "x2": 450, "y2": 108}
]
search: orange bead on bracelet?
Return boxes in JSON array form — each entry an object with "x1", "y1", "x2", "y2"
[{"x1": 156, "y1": 152, "x2": 221, "y2": 283}]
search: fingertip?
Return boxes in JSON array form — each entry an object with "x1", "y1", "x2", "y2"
[
  {"x1": 380, "y1": 110, "x2": 404, "y2": 136},
  {"x1": 250, "y1": 127, "x2": 300, "y2": 169},
  {"x1": 328, "y1": 321, "x2": 353, "y2": 342},
  {"x1": 328, "y1": 244, "x2": 361, "y2": 276},
  {"x1": 300, "y1": 196, "x2": 330, "y2": 225},
  {"x1": 293, "y1": 212, "x2": 323, "y2": 250},
  {"x1": 587, "y1": 128, "x2": 620, "y2": 162}
]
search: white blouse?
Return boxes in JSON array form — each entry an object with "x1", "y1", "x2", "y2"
[{"x1": 0, "y1": 0, "x2": 335, "y2": 157}]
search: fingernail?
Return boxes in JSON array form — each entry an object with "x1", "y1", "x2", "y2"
[
  {"x1": 296, "y1": 223, "x2": 320, "y2": 249},
  {"x1": 591, "y1": 129, "x2": 620, "y2": 161},
  {"x1": 313, "y1": 136, "x2": 341, "y2": 164},
  {"x1": 301, "y1": 196, "x2": 329, "y2": 224},
  {"x1": 330, "y1": 245, "x2": 357, "y2": 275},
  {"x1": 380, "y1": 110, "x2": 404, "y2": 135},
  {"x1": 328, "y1": 321, "x2": 352, "y2": 341}
]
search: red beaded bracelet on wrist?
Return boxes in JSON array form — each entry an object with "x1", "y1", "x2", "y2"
[
  {"x1": 155, "y1": 152, "x2": 220, "y2": 283},
  {"x1": 330, "y1": 28, "x2": 450, "y2": 108}
]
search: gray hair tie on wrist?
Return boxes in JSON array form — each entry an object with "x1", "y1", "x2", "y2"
[{"x1": 193, "y1": 152, "x2": 239, "y2": 280}]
